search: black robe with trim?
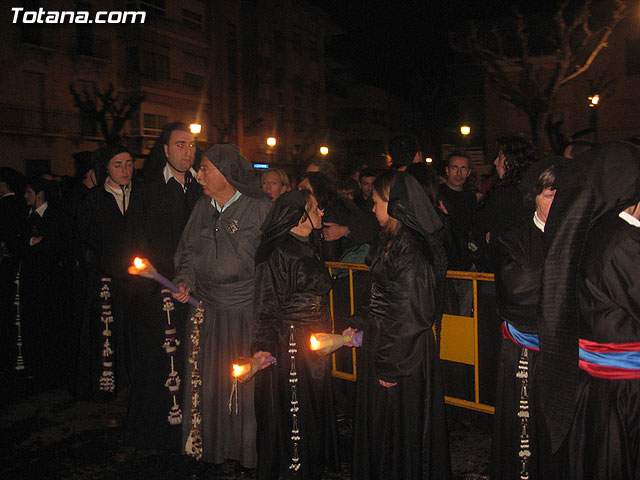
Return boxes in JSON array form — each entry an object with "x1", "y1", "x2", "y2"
[
  {"x1": 568, "y1": 213, "x2": 640, "y2": 479},
  {"x1": 124, "y1": 171, "x2": 201, "y2": 449},
  {"x1": 0, "y1": 193, "x2": 27, "y2": 374},
  {"x1": 19, "y1": 203, "x2": 66, "y2": 383},
  {"x1": 72, "y1": 183, "x2": 145, "y2": 400},
  {"x1": 350, "y1": 227, "x2": 451, "y2": 480},
  {"x1": 252, "y1": 232, "x2": 339, "y2": 480},
  {"x1": 490, "y1": 217, "x2": 561, "y2": 480}
]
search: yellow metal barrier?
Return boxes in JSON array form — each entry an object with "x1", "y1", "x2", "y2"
[{"x1": 325, "y1": 262, "x2": 496, "y2": 414}]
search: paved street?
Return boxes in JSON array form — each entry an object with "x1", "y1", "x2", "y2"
[{"x1": 1, "y1": 375, "x2": 490, "y2": 479}]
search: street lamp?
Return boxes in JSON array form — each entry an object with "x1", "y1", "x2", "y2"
[
  {"x1": 460, "y1": 125, "x2": 471, "y2": 136},
  {"x1": 189, "y1": 123, "x2": 201, "y2": 135},
  {"x1": 266, "y1": 137, "x2": 277, "y2": 147},
  {"x1": 319, "y1": 146, "x2": 329, "y2": 156}
]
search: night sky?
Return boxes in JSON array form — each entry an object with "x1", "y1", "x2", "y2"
[{"x1": 313, "y1": 0, "x2": 565, "y2": 94}]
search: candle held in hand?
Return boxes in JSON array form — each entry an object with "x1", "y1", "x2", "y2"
[{"x1": 309, "y1": 333, "x2": 353, "y2": 356}]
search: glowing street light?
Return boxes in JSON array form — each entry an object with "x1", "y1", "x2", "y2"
[
  {"x1": 319, "y1": 146, "x2": 329, "y2": 156},
  {"x1": 460, "y1": 125, "x2": 471, "y2": 136},
  {"x1": 266, "y1": 137, "x2": 277, "y2": 147},
  {"x1": 589, "y1": 94, "x2": 600, "y2": 107},
  {"x1": 189, "y1": 123, "x2": 201, "y2": 135}
]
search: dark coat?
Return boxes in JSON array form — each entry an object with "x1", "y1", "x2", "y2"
[
  {"x1": 125, "y1": 170, "x2": 201, "y2": 449},
  {"x1": 471, "y1": 183, "x2": 528, "y2": 272}
]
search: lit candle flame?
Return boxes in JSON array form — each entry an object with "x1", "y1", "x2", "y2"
[
  {"x1": 310, "y1": 335, "x2": 320, "y2": 351},
  {"x1": 134, "y1": 257, "x2": 145, "y2": 269},
  {"x1": 232, "y1": 363, "x2": 247, "y2": 378}
]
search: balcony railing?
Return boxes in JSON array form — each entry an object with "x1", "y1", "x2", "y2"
[{"x1": 0, "y1": 104, "x2": 82, "y2": 136}]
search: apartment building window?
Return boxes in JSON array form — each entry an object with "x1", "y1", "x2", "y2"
[
  {"x1": 141, "y1": 50, "x2": 170, "y2": 79},
  {"x1": 143, "y1": 113, "x2": 168, "y2": 136},
  {"x1": 184, "y1": 72, "x2": 204, "y2": 89},
  {"x1": 182, "y1": 9, "x2": 203, "y2": 29}
]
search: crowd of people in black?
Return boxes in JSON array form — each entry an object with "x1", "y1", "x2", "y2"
[{"x1": 1, "y1": 127, "x2": 639, "y2": 479}]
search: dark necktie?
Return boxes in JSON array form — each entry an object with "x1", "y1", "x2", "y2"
[{"x1": 120, "y1": 184, "x2": 128, "y2": 214}]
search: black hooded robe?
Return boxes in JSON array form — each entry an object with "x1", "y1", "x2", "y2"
[
  {"x1": 73, "y1": 184, "x2": 144, "y2": 400},
  {"x1": 349, "y1": 173, "x2": 452, "y2": 480},
  {"x1": 252, "y1": 217, "x2": 339, "y2": 479},
  {"x1": 567, "y1": 212, "x2": 640, "y2": 479}
]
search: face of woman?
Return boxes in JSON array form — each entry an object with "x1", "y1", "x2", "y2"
[
  {"x1": 535, "y1": 187, "x2": 556, "y2": 223},
  {"x1": 494, "y1": 151, "x2": 506, "y2": 179},
  {"x1": 372, "y1": 190, "x2": 390, "y2": 227},
  {"x1": 261, "y1": 172, "x2": 286, "y2": 201}
]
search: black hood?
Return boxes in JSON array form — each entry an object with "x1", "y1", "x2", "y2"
[
  {"x1": 255, "y1": 190, "x2": 307, "y2": 265},
  {"x1": 388, "y1": 172, "x2": 443, "y2": 240},
  {"x1": 204, "y1": 144, "x2": 266, "y2": 198},
  {"x1": 539, "y1": 140, "x2": 640, "y2": 452}
]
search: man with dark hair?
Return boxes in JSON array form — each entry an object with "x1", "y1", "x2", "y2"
[
  {"x1": 439, "y1": 152, "x2": 476, "y2": 270},
  {"x1": 387, "y1": 134, "x2": 423, "y2": 171},
  {"x1": 124, "y1": 122, "x2": 203, "y2": 452},
  {"x1": 354, "y1": 167, "x2": 378, "y2": 214}
]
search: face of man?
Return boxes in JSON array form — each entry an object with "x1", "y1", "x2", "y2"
[
  {"x1": 445, "y1": 156, "x2": 471, "y2": 191},
  {"x1": 197, "y1": 158, "x2": 230, "y2": 199},
  {"x1": 164, "y1": 129, "x2": 195, "y2": 173},
  {"x1": 359, "y1": 175, "x2": 375, "y2": 199},
  {"x1": 107, "y1": 152, "x2": 134, "y2": 186},
  {"x1": 25, "y1": 186, "x2": 37, "y2": 206},
  {"x1": 261, "y1": 171, "x2": 286, "y2": 201}
]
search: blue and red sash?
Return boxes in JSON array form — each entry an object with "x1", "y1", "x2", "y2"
[
  {"x1": 501, "y1": 321, "x2": 540, "y2": 351},
  {"x1": 502, "y1": 322, "x2": 640, "y2": 379},
  {"x1": 579, "y1": 338, "x2": 640, "y2": 380}
]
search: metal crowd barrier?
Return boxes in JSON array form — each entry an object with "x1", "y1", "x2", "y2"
[{"x1": 325, "y1": 261, "x2": 496, "y2": 415}]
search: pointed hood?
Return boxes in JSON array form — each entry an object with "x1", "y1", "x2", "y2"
[
  {"x1": 388, "y1": 171, "x2": 443, "y2": 240},
  {"x1": 255, "y1": 190, "x2": 307, "y2": 265},
  {"x1": 540, "y1": 141, "x2": 640, "y2": 452},
  {"x1": 204, "y1": 144, "x2": 265, "y2": 198}
]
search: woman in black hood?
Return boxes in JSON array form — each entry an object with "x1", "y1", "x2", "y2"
[
  {"x1": 346, "y1": 171, "x2": 451, "y2": 480},
  {"x1": 251, "y1": 190, "x2": 339, "y2": 479}
]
